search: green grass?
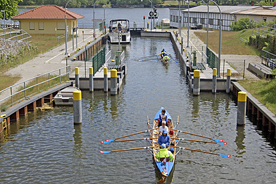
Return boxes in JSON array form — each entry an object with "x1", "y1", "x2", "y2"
[
  {"x1": 194, "y1": 29, "x2": 260, "y2": 55},
  {"x1": 0, "y1": 34, "x2": 72, "y2": 89},
  {"x1": 0, "y1": 75, "x2": 22, "y2": 91},
  {"x1": 239, "y1": 79, "x2": 276, "y2": 114}
]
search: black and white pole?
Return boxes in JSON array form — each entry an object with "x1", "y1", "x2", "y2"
[
  {"x1": 212, "y1": 68, "x2": 217, "y2": 93},
  {"x1": 110, "y1": 69, "x2": 117, "y2": 96},
  {"x1": 226, "y1": 69, "x2": 231, "y2": 94},
  {"x1": 104, "y1": 67, "x2": 108, "y2": 93},
  {"x1": 75, "y1": 67, "x2": 79, "y2": 88},
  {"x1": 181, "y1": 37, "x2": 183, "y2": 55},
  {"x1": 73, "y1": 90, "x2": 82, "y2": 125},
  {"x1": 193, "y1": 70, "x2": 200, "y2": 96},
  {"x1": 89, "y1": 67, "x2": 94, "y2": 92},
  {"x1": 237, "y1": 91, "x2": 247, "y2": 126}
]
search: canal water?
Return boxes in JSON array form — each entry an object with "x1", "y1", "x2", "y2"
[{"x1": 1, "y1": 36, "x2": 276, "y2": 183}]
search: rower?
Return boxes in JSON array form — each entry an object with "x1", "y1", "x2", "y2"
[
  {"x1": 159, "y1": 120, "x2": 168, "y2": 135},
  {"x1": 158, "y1": 49, "x2": 165, "y2": 59},
  {"x1": 155, "y1": 144, "x2": 174, "y2": 162},
  {"x1": 158, "y1": 116, "x2": 168, "y2": 127},
  {"x1": 158, "y1": 109, "x2": 167, "y2": 124},
  {"x1": 158, "y1": 129, "x2": 170, "y2": 148},
  {"x1": 162, "y1": 53, "x2": 170, "y2": 62}
]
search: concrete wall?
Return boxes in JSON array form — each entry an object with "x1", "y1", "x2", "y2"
[
  {"x1": 141, "y1": 31, "x2": 170, "y2": 37},
  {"x1": 19, "y1": 19, "x2": 78, "y2": 34}
]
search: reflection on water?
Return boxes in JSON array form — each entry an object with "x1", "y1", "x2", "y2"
[
  {"x1": 0, "y1": 36, "x2": 276, "y2": 183},
  {"x1": 235, "y1": 126, "x2": 246, "y2": 156}
]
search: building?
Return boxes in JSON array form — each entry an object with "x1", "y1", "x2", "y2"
[
  {"x1": 235, "y1": 6, "x2": 276, "y2": 22},
  {"x1": 170, "y1": 5, "x2": 276, "y2": 31},
  {"x1": 11, "y1": 5, "x2": 84, "y2": 34}
]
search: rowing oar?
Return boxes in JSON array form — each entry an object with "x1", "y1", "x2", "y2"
[
  {"x1": 104, "y1": 137, "x2": 226, "y2": 145},
  {"x1": 171, "y1": 129, "x2": 223, "y2": 142},
  {"x1": 177, "y1": 138, "x2": 226, "y2": 145},
  {"x1": 102, "y1": 138, "x2": 152, "y2": 144},
  {"x1": 150, "y1": 137, "x2": 227, "y2": 145},
  {"x1": 100, "y1": 129, "x2": 153, "y2": 144},
  {"x1": 174, "y1": 146, "x2": 231, "y2": 158},
  {"x1": 100, "y1": 146, "x2": 154, "y2": 154}
]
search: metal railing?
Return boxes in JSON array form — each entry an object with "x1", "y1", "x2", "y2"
[
  {"x1": 105, "y1": 50, "x2": 111, "y2": 62},
  {"x1": 240, "y1": 37, "x2": 249, "y2": 44},
  {"x1": 0, "y1": 66, "x2": 71, "y2": 109},
  {"x1": 201, "y1": 51, "x2": 208, "y2": 67},
  {"x1": 252, "y1": 26, "x2": 276, "y2": 37},
  {"x1": 261, "y1": 49, "x2": 276, "y2": 69},
  {"x1": 92, "y1": 47, "x2": 106, "y2": 75}
]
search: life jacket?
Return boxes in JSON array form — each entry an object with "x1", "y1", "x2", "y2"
[{"x1": 156, "y1": 148, "x2": 173, "y2": 162}]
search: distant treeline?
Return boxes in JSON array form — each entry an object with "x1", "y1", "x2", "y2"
[{"x1": 18, "y1": 0, "x2": 275, "y2": 8}]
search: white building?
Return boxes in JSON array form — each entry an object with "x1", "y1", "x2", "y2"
[{"x1": 170, "y1": 5, "x2": 276, "y2": 31}]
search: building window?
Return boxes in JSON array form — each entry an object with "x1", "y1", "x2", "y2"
[
  {"x1": 176, "y1": 16, "x2": 178, "y2": 23},
  {"x1": 39, "y1": 22, "x2": 44, "y2": 30},
  {"x1": 170, "y1": 15, "x2": 173, "y2": 21},
  {"x1": 209, "y1": 19, "x2": 214, "y2": 25},
  {"x1": 57, "y1": 22, "x2": 65, "y2": 30},
  {"x1": 201, "y1": 18, "x2": 205, "y2": 24},
  {"x1": 29, "y1": 22, "x2": 35, "y2": 30},
  {"x1": 263, "y1": 17, "x2": 267, "y2": 22},
  {"x1": 217, "y1": 19, "x2": 221, "y2": 25}
]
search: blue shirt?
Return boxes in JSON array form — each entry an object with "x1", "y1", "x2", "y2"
[{"x1": 158, "y1": 134, "x2": 171, "y2": 146}]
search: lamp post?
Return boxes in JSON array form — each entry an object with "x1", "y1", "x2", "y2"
[
  {"x1": 1, "y1": 10, "x2": 5, "y2": 49},
  {"x1": 65, "y1": 0, "x2": 72, "y2": 56},
  {"x1": 178, "y1": 0, "x2": 181, "y2": 37},
  {"x1": 93, "y1": 0, "x2": 100, "y2": 38},
  {"x1": 187, "y1": 0, "x2": 190, "y2": 48},
  {"x1": 210, "y1": 0, "x2": 221, "y2": 77},
  {"x1": 202, "y1": 0, "x2": 209, "y2": 55},
  {"x1": 149, "y1": 0, "x2": 153, "y2": 30}
]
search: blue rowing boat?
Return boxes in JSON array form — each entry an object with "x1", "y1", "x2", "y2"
[{"x1": 151, "y1": 107, "x2": 178, "y2": 183}]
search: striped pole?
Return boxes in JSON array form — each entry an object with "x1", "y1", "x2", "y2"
[
  {"x1": 237, "y1": 91, "x2": 247, "y2": 126},
  {"x1": 181, "y1": 37, "x2": 183, "y2": 55},
  {"x1": 104, "y1": 67, "x2": 108, "y2": 93},
  {"x1": 226, "y1": 69, "x2": 231, "y2": 94},
  {"x1": 193, "y1": 70, "x2": 200, "y2": 96},
  {"x1": 212, "y1": 68, "x2": 217, "y2": 93},
  {"x1": 110, "y1": 69, "x2": 117, "y2": 96},
  {"x1": 89, "y1": 67, "x2": 94, "y2": 92},
  {"x1": 73, "y1": 90, "x2": 82, "y2": 124},
  {"x1": 75, "y1": 67, "x2": 79, "y2": 88}
]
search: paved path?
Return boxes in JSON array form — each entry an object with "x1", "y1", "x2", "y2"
[{"x1": 0, "y1": 29, "x2": 103, "y2": 104}]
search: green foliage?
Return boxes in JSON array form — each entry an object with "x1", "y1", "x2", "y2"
[
  {"x1": 0, "y1": 0, "x2": 22, "y2": 19},
  {"x1": 230, "y1": 17, "x2": 258, "y2": 31}
]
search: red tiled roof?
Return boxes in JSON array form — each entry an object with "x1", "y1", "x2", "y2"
[{"x1": 12, "y1": 5, "x2": 84, "y2": 20}]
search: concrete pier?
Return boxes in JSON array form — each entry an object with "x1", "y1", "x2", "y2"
[
  {"x1": 73, "y1": 90, "x2": 82, "y2": 124},
  {"x1": 193, "y1": 70, "x2": 200, "y2": 96},
  {"x1": 89, "y1": 67, "x2": 94, "y2": 92},
  {"x1": 212, "y1": 68, "x2": 217, "y2": 93},
  {"x1": 237, "y1": 91, "x2": 247, "y2": 126}
]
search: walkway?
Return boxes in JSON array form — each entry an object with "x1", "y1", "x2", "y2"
[{"x1": 0, "y1": 29, "x2": 103, "y2": 103}]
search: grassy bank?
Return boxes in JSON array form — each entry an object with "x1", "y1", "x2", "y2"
[
  {"x1": 239, "y1": 79, "x2": 276, "y2": 115},
  {"x1": 0, "y1": 34, "x2": 71, "y2": 88},
  {"x1": 194, "y1": 29, "x2": 260, "y2": 55}
]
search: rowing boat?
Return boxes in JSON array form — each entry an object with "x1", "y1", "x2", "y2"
[
  {"x1": 150, "y1": 107, "x2": 178, "y2": 183},
  {"x1": 99, "y1": 108, "x2": 231, "y2": 184}
]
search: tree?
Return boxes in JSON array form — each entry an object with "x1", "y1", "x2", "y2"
[{"x1": 0, "y1": 0, "x2": 22, "y2": 20}]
